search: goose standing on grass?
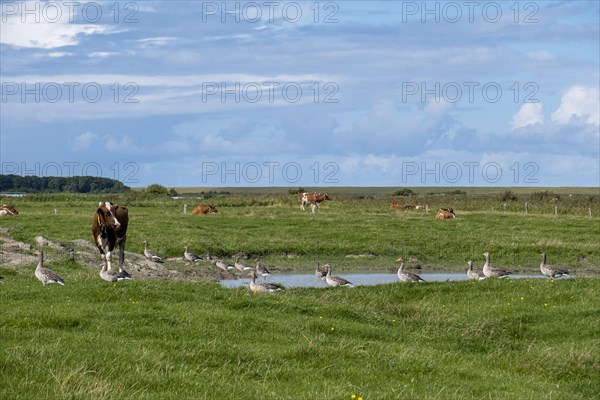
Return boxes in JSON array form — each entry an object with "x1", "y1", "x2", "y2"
[
  {"x1": 213, "y1": 259, "x2": 234, "y2": 272},
  {"x1": 143, "y1": 240, "x2": 164, "y2": 263},
  {"x1": 256, "y1": 259, "x2": 271, "y2": 279},
  {"x1": 248, "y1": 270, "x2": 284, "y2": 293},
  {"x1": 395, "y1": 258, "x2": 425, "y2": 282},
  {"x1": 540, "y1": 253, "x2": 570, "y2": 278},
  {"x1": 482, "y1": 252, "x2": 512, "y2": 278},
  {"x1": 234, "y1": 256, "x2": 253, "y2": 272},
  {"x1": 183, "y1": 246, "x2": 203, "y2": 265},
  {"x1": 35, "y1": 251, "x2": 65, "y2": 286},
  {"x1": 315, "y1": 262, "x2": 327, "y2": 279},
  {"x1": 467, "y1": 260, "x2": 486, "y2": 280},
  {"x1": 324, "y1": 264, "x2": 354, "y2": 287},
  {"x1": 100, "y1": 263, "x2": 131, "y2": 282}
]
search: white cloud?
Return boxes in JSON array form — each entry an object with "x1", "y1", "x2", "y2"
[
  {"x1": 527, "y1": 51, "x2": 555, "y2": 62},
  {"x1": 333, "y1": 99, "x2": 455, "y2": 155},
  {"x1": 1, "y1": 19, "x2": 113, "y2": 49},
  {"x1": 512, "y1": 103, "x2": 544, "y2": 130},
  {"x1": 105, "y1": 135, "x2": 132, "y2": 152},
  {"x1": 73, "y1": 131, "x2": 98, "y2": 150},
  {"x1": 135, "y1": 37, "x2": 177, "y2": 48},
  {"x1": 88, "y1": 52, "x2": 121, "y2": 58},
  {"x1": 364, "y1": 154, "x2": 394, "y2": 172},
  {"x1": 0, "y1": 2, "x2": 116, "y2": 49},
  {"x1": 48, "y1": 52, "x2": 74, "y2": 58},
  {"x1": 551, "y1": 86, "x2": 600, "y2": 126},
  {"x1": 72, "y1": 131, "x2": 134, "y2": 152}
]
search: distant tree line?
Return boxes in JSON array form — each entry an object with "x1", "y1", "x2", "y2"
[{"x1": 0, "y1": 175, "x2": 130, "y2": 193}]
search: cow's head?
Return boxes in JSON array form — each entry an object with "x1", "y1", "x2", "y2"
[
  {"x1": 209, "y1": 205, "x2": 218, "y2": 213},
  {"x1": 96, "y1": 201, "x2": 121, "y2": 230},
  {"x1": 322, "y1": 193, "x2": 330, "y2": 201}
]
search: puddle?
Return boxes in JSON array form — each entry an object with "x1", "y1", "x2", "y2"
[{"x1": 221, "y1": 272, "x2": 547, "y2": 289}]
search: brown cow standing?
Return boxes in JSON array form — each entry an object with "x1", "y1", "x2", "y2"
[
  {"x1": 91, "y1": 202, "x2": 129, "y2": 273},
  {"x1": 435, "y1": 208, "x2": 456, "y2": 219},
  {"x1": 0, "y1": 204, "x2": 18, "y2": 216},
  {"x1": 300, "y1": 192, "x2": 330, "y2": 213},
  {"x1": 192, "y1": 205, "x2": 218, "y2": 215}
]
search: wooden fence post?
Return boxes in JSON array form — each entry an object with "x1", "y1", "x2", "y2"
[
  {"x1": 554, "y1": 206, "x2": 558, "y2": 215},
  {"x1": 589, "y1": 208, "x2": 592, "y2": 218},
  {"x1": 183, "y1": 204, "x2": 187, "y2": 214},
  {"x1": 525, "y1": 202, "x2": 528, "y2": 215}
]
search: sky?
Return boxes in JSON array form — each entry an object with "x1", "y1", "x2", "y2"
[{"x1": 1, "y1": 0, "x2": 599, "y2": 188}]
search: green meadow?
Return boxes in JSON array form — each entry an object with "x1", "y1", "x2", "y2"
[{"x1": 1, "y1": 188, "x2": 599, "y2": 399}]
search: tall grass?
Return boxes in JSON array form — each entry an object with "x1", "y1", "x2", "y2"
[
  {"x1": 0, "y1": 274, "x2": 598, "y2": 399},
  {"x1": 1, "y1": 191, "x2": 599, "y2": 399}
]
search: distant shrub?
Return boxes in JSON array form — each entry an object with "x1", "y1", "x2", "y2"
[
  {"x1": 501, "y1": 190, "x2": 518, "y2": 202},
  {"x1": 393, "y1": 188, "x2": 415, "y2": 196},
  {"x1": 445, "y1": 190, "x2": 466, "y2": 196},
  {"x1": 145, "y1": 184, "x2": 170, "y2": 196},
  {"x1": 288, "y1": 187, "x2": 305, "y2": 195},
  {"x1": 531, "y1": 191, "x2": 559, "y2": 202},
  {"x1": 200, "y1": 190, "x2": 230, "y2": 199}
]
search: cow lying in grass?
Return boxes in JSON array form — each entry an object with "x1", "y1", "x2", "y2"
[
  {"x1": 0, "y1": 204, "x2": 18, "y2": 216},
  {"x1": 192, "y1": 205, "x2": 218, "y2": 215},
  {"x1": 435, "y1": 208, "x2": 456, "y2": 219}
]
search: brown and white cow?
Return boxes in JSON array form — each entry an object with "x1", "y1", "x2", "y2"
[
  {"x1": 299, "y1": 192, "x2": 330, "y2": 213},
  {"x1": 435, "y1": 208, "x2": 456, "y2": 219},
  {"x1": 0, "y1": 204, "x2": 18, "y2": 216},
  {"x1": 192, "y1": 204, "x2": 218, "y2": 215},
  {"x1": 91, "y1": 202, "x2": 129, "y2": 273}
]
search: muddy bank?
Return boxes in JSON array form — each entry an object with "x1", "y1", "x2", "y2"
[{"x1": 0, "y1": 227, "x2": 228, "y2": 282}]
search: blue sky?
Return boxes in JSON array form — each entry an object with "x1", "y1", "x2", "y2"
[{"x1": 1, "y1": 0, "x2": 598, "y2": 187}]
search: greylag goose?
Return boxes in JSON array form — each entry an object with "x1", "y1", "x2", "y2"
[
  {"x1": 35, "y1": 251, "x2": 65, "y2": 286},
  {"x1": 143, "y1": 240, "x2": 164, "y2": 263},
  {"x1": 315, "y1": 262, "x2": 327, "y2": 279},
  {"x1": 234, "y1": 256, "x2": 253, "y2": 272},
  {"x1": 256, "y1": 260, "x2": 271, "y2": 279},
  {"x1": 100, "y1": 263, "x2": 131, "y2": 282},
  {"x1": 248, "y1": 270, "x2": 284, "y2": 292},
  {"x1": 213, "y1": 259, "x2": 234, "y2": 271},
  {"x1": 482, "y1": 252, "x2": 512, "y2": 278},
  {"x1": 395, "y1": 258, "x2": 425, "y2": 282},
  {"x1": 467, "y1": 260, "x2": 486, "y2": 280},
  {"x1": 540, "y1": 253, "x2": 570, "y2": 278},
  {"x1": 184, "y1": 246, "x2": 203, "y2": 264},
  {"x1": 325, "y1": 264, "x2": 353, "y2": 287}
]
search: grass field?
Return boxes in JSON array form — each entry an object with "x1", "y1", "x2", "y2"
[
  {"x1": 1, "y1": 188, "x2": 599, "y2": 399},
  {"x1": 2, "y1": 188, "x2": 599, "y2": 270}
]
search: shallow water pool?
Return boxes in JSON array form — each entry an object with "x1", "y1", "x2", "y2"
[{"x1": 220, "y1": 272, "x2": 546, "y2": 288}]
